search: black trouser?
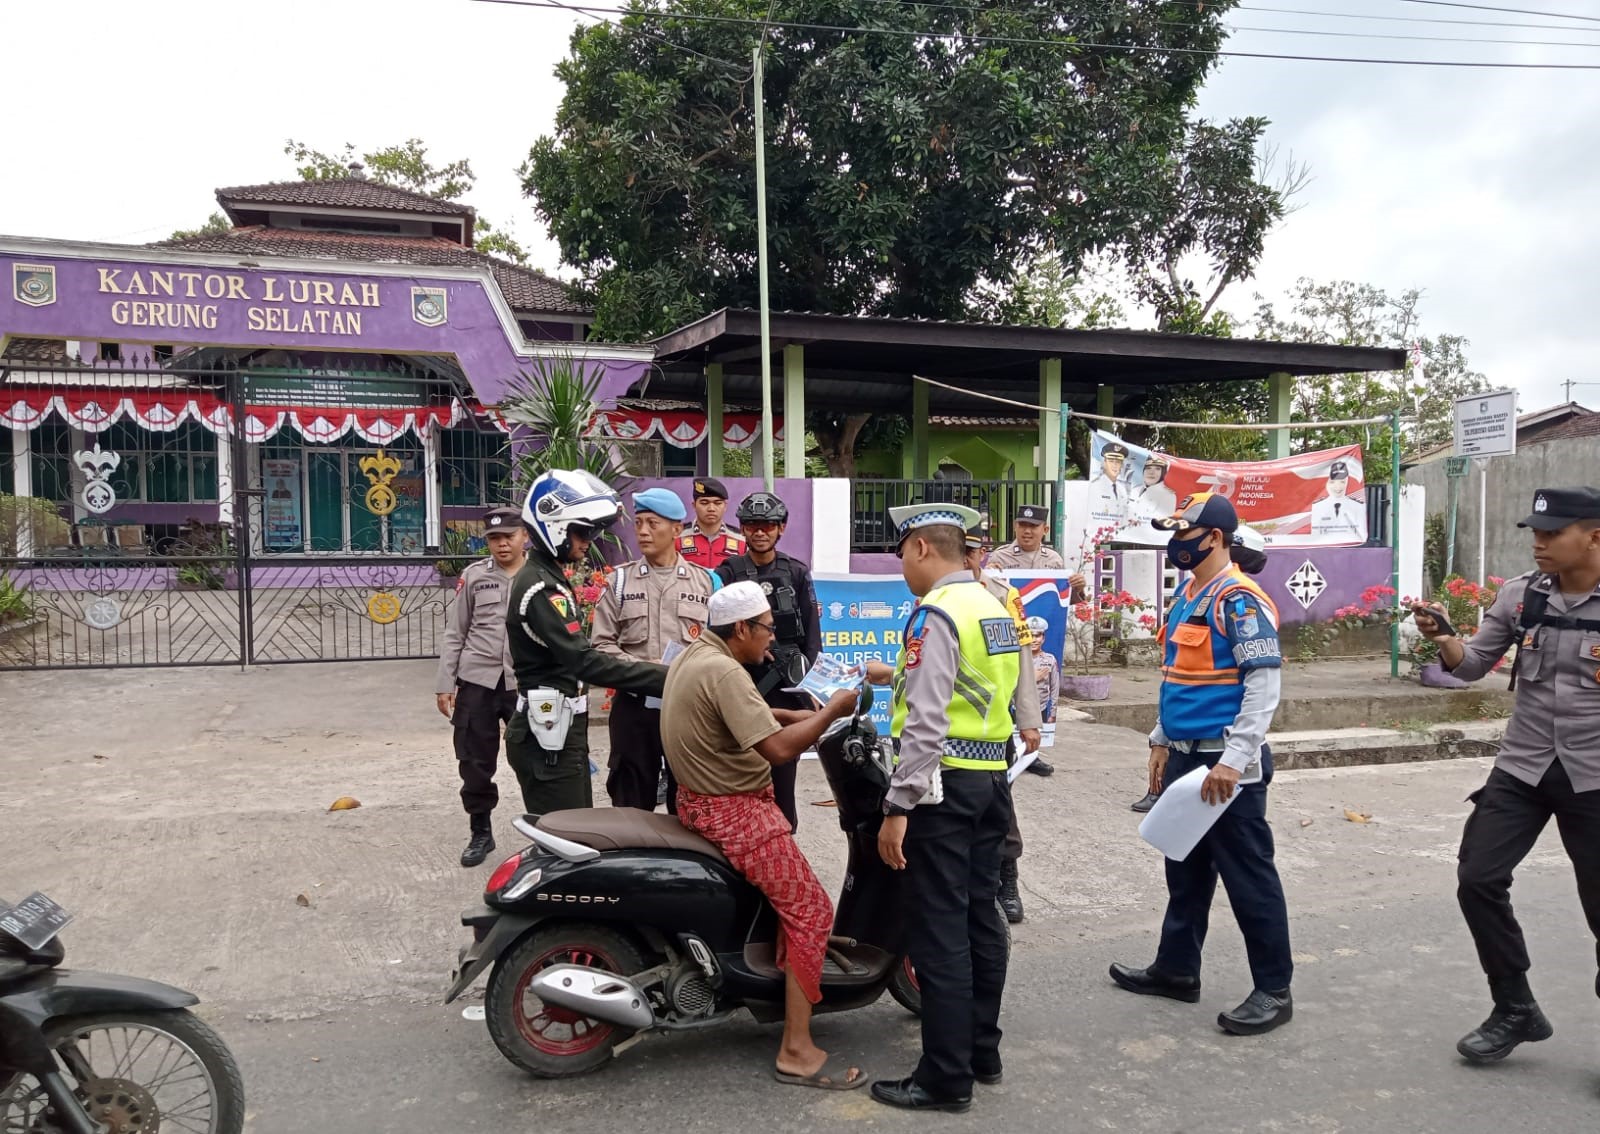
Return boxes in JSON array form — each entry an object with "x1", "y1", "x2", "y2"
[
  {"x1": 505, "y1": 709, "x2": 592, "y2": 818},
  {"x1": 1457, "y1": 760, "x2": 1600, "y2": 987},
  {"x1": 606, "y1": 693, "x2": 677, "y2": 815},
  {"x1": 452, "y1": 678, "x2": 517, "y2": 817},
  {"x1": 905, "y1": 767, "x2": 1013, "y2": 1100},
  {"x1": 762, "y1": 687, "x2": 806, "y2": 831},
  {"x1": 1154, "y1": 745, "x2": 1293, "y2": 993}
]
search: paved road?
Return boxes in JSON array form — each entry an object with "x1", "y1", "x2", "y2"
[{"x1": 2, "y1": 662, "x2": 1597, "y2": 1132}]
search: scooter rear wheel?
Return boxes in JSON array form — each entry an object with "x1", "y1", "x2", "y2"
[{"x1": 485, "y1": 923, "x2": 647, "y2": 1078}]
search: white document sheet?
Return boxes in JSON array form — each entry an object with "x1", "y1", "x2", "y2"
[{"x1": 1138, "y1": 765, "x2": 1241, "y2": 862}]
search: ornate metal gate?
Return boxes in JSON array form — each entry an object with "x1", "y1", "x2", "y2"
[{"x1": 0, "y1": 351, "x2": 480, "y2": 669}]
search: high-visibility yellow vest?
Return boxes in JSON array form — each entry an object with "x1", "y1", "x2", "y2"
[{"x1": 890, "y1": 579, "x2": 1021, "y2": 770}]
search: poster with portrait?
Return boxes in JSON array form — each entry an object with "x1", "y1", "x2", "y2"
[
  {"x1": 1088, "y1": 429, "x2": 1367, "y2": 548},
  {"x1": 262, "y1": 457, "x2": 303, "y2": 551}
]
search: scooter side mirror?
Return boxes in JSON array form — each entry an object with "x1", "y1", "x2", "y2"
[{"x1": 855, "y1": 683, "x2": 874, "y2": 718}]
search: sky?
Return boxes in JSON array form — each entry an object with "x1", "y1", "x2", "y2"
[{"x1": 3, "y1": 0, "x2": 1598, "y2": 412}]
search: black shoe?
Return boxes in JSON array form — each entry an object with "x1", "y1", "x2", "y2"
[
  {"x1": 973, "y1": 1061, "x2": 1003, "y2": 1086},
  {"x1": 1457, "y1": 1003, "x2": 1553, "y2": 1063},
  {"x1": 1131, "y1": 791, "x2": 1160, "y2": 813},
  {"x1": 1218, "y1": 989, "x2": 1293, "y2": 1036},
  {"x1": 870, "y1": 1077, "x2": 971, "y2": 1113},
  {"x1": 998, "y1": 859, "x2": 1024, "y2": 924},
  {"x1": 1108, "y1": 962, "x2": 1201, "y2": 1003},
  {"x1": 460, "y1": 817, "x2": 495, "y2": 868},
  {"x1": 1025, "y1": 758, "x2": 1054, "y2": 777}
]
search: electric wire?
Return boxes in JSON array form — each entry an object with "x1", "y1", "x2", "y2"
[{"x1": 469, "y1": 0, "x2": 1600, "y2": 68}]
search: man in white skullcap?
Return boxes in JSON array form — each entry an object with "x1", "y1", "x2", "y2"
[{"x1": 660, "y1": 580, "x2": 865, "y2": 1090}]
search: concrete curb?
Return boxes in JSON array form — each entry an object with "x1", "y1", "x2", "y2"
[{"x1": 1268, "y1": 719, "x2": 1506, "y2": 770}]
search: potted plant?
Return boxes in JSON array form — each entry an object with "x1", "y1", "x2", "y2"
[
  {"x1": 1060, "y1": 589, "x2": 1152, "y2": 701},
  {"x1": 170, "y1": 519, "x2": 231, "y2": 591},
  {"x1": 435, "y1": 527, "x2": 477, "y2": 581}
]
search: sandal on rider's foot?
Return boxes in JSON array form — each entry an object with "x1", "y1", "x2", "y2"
[{"x1": 773, "y1": 1055, "x2": 868, "y2": 1090}]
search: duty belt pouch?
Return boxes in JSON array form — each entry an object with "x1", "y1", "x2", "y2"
[{"x1": 523, "y1": 688, "x2": 575, "y2": 758}]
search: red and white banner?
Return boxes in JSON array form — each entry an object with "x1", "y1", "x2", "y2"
[{"x1": 1087, "y1": 429, "x2": 1368, "y2": 548}]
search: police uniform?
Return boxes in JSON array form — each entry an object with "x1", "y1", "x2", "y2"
[
  {"x1": 1088, "y1": 443, "x2": 1130, "y2": 524},
  {"x1": 879, "y1": 504, "x2": 1019, "y2": 1111},
  {"x1": 679, "y1": 477, "x2": 748, "y2": 570},
  {"x1": 434, "y1": 508, "x2": 522, "y2": 862},
  {"x1": 1442, "y1": 487, "x2": 1600, "y2": 1062},
  {"x1": 590, "y1": 550, "x2": 716, "y2": 815},
  {"x1": 505, "y1": 554, "x2": 668, "y2": 818},
  {"x1": 714, "y1": 547, "x2": 820, "y2": 830},
  {"x1": 985, "y1": 505, "x2": 1067, "y2": 571},
  {"x1": 1111, "y1": 492, "x2": 1293, "y2": 1034}
]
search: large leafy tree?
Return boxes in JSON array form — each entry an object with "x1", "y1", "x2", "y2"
[{"x1": 524, "y1": 0, "x2": 1279, "y2": 346}]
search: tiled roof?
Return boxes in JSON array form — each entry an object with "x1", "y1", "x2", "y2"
[
  {"x1": 932, "y1": 414, "x2": 1036, "y2": 428},
  {"x1": 216, "y1": 178, "x2": 474, "y2": 218},
  {"x1": 0, "y1": 337, "x2": 69, "y2": 363},
  {"x1": 1524, "y1": 411, "x2": 1600, "y2": 442},
  {"x1": 153, "y1": 227, "x2": 590, "y2": 315}
]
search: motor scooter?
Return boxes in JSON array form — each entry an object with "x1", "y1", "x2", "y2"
[
  {"x1": 446, "y1": 687, "x2": 926, "y2": 1078},
  {"x1": 0, "y1": 892, "x2": 245, "y2": 1134}
]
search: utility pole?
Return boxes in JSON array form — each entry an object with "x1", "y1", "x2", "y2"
[{"x1": 753, "y1": 45, "x2": 775, "y2": 492}]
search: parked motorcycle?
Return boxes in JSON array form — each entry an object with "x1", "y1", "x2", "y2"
[
  {"x1": 446, "y1": 686, "x2": 931, "y2": 1078},
  {"x1": 0, "y1": 893, "x2": 244, "y2": 1134}
]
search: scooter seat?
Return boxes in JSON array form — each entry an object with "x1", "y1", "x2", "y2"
[{"x1": 535, "y1": 809, "x2": 730, "y2": 867}]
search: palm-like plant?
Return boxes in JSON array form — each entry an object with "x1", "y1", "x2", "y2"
[{"x1": 498, "y1": 354, "x2": 631, "y2": 495}]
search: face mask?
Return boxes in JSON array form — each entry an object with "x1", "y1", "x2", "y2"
[{"x1": 1165, "y1": 530, "x2": 1213, "y2": 572}]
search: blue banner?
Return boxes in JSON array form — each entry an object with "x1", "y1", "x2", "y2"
[
  {"x1": 813, "y1": 574, "x2": 915, "y2": 733},
  {"x1": 813, "y1": 571, "x2": 1084, "y2": 741}
]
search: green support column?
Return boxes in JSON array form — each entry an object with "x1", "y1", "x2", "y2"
[
  {"x1": 911, "y1": 375, "x2": 931, "y2": 479},
  {"x1": 782, "y1": 343, "x2": 805, "y2": 479},
  {"x1": 1267, "y1": 371, "x2": 1292, "y2": 459},
  {"x1": 705, "y1": 363, "x2": 724, "y2": 477},
  {"x1": 1039, "y1": 360, "x2": 1062, "y2": 481},
  {"x1": 1096, "y1": 383, "x2": 1115, "y2": 424}
]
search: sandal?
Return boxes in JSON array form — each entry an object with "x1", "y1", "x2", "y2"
[{"x1": 773, "y1": 1054, "x2": 868, "y2": 1091}]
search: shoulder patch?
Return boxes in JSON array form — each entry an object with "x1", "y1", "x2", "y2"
[
  {"x1": 548, "y1": 592, "x2": 573, "y2": 618},
  {"x1": 980, "y1": 617, "x2": 1021, "y2": 655}
]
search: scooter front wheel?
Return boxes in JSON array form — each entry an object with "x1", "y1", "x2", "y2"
[
  {"x1": 887, "y1": 900, "x2": 1013, "y2": 1017},
  {"x1": 485, "y1": 923, "x2": 647, "y2": 1078}
]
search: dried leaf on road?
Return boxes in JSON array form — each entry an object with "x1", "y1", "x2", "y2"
[
  {"x1": 328, "y1": 796, "x2": 361, "y2": 811},
  {"x1": 1344, "y1": 810, "x2": 1373, "y2": 824},
  {"x1": 295, "y1": 893, "x2": 312, "y2": 907}
]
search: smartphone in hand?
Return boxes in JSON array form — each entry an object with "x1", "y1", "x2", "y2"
[{"x1": 1413, "y1": 604, "x2": 1458, "y2": 639}]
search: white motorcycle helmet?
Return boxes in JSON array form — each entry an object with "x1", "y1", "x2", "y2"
[{"x1": 521, "y1": 469, "x2": 622, "y2": 558}]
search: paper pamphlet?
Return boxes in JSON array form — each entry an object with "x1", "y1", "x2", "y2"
[
  {"x1": 646, "y1": 639, "x2": 691, "y2": 708},
  {"x1": 1137, "y1": 766, "x2": 1241, "y2": 862},
  {"x1": 783, "y1": 653, "x2": 865, "y2": 703}
]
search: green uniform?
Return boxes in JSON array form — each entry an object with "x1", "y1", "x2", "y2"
[{"x1": 504, "y1": 553, "x2": 668, "y2": 816}]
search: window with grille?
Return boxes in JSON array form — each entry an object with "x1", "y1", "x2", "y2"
[{"x1": 439, "y1": 428, "x2": 511, "y2": 508}]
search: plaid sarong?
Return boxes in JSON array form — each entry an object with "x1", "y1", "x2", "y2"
[{"x1": 676, "y1": 784, "x2": 833, "y2": 1003}]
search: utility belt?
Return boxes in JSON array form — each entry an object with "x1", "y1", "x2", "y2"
[
  {"x1": 516, "y1": 689, "x2": 587, "y2": 763},
  {"x1": 1167, "y1": 737, "x2": 1265, "y2": 785}
]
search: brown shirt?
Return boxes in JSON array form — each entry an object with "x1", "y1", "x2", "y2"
[{"x1": 660, "y1": 633, "x2": 782, "y2": 795}]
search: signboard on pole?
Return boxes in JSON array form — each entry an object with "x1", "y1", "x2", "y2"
[{"x1": 1452, "y1": 390, "x2": 1518, "y2": 458}]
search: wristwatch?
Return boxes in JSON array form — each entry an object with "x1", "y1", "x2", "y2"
[{"x1": 882, "y1": 801, "x2": 912, "y2": 818}]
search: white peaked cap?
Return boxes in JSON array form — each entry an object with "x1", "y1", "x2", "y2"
[{"x1": 708, "y1": 580, "x2": 771, "y2": 624}]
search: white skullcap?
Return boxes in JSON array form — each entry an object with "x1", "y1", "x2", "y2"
[{"x1": 708, "y1": 580, "x2": 771, "y2": 625}]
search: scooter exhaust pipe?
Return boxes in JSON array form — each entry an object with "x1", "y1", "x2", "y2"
[{"x1": 529, "y1": 964, "x2": 657, "y2": 1030}]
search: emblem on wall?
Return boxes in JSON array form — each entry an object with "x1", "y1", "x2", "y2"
[
  {"x1": 84, "y1": 597, "x2": 122, "y2": 631},
  {"x1": 13, "y1": 263, "x2": 56, "y2": 307},
  {"x1": 410, "y1": 286, "x2": 447, "y2": 327},
  {"x1": 366, "y1": 592, "x2": 402, "y2": 625},
  {"x1": 358, "y1": 449, "x2": 402, "y2": 516},
  {"x1": 1285, "y1": 560, "x2": 1328, "y2": 610},
  {"x1": 73, "y1": 444, "x2": 122, "y2": 515}
]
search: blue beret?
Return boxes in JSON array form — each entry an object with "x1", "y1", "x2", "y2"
[{"x1": 631, "y1": 488, "x2": 688, "y2": 522}]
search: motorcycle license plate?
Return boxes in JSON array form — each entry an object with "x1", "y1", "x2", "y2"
[{"x1": 0, "y1": 892, "x2": 72, "y2": 950}]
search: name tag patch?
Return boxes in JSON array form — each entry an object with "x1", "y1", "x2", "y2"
[
  {"x1": 1233, "y1": 639, "x2": 1281, "y2": 664},
  {"x1": 980, "y1": 618, "x2": 1021, "y2": 655}
]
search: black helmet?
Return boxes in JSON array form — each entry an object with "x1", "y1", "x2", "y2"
[{"x1": 737, "y1": 491, "x2": 788, "y2": 525}]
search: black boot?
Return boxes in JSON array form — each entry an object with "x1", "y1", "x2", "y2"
[
  {"x1": 998, "y1": 858, "x2": 1024, "y2": 924},
  {"x1": 1457, "y1": 975, "x2": 1553, "y2": 1063},
  {"x1": 460, "y1": 814, "x2": 495, "y2": 868},
  {"x1": 1131, "y1": 791, "x2": 1160, "y2": 813},
  {"x1": 1025, "y1": 757, "x2": 1054, "y2": 776}
]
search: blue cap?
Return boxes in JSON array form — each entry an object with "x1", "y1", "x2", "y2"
[
  {"x1": 631, "y1": 488, "x2": 688, "y2": 522},
  {"x1": 1152, "y1": 491, "x2": 1239, "y2": 534}
]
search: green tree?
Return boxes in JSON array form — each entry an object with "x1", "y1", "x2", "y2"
[
  {"x1": 524, "y1": 0, "x2": 1278, "y2": 344},
  {"x1": 167, "y1": 212, "x2": 230, "y2": 242}
]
